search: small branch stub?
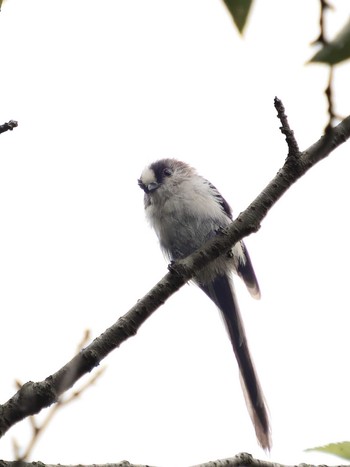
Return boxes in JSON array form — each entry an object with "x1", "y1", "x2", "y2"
[
  {"x1": 0, "y1": 120, "x2": 18, "y2": 134},
  {"x1": 274, "y1": 97, "x2": 300, "y2": 157}
]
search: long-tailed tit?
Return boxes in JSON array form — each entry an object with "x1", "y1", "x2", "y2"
[{"x1": 138, "y1": 158, "x2": 271, "y2": 450}]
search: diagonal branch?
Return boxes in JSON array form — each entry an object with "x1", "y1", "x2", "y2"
[{"x1": 0, "y1": 103, "x2": 350, "y2": 439}]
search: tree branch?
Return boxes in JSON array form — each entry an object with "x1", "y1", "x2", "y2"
[
  {"x1": 0, "y1": 120, "x2": 18, "y2": 134},
  {"x1": 0, "y1": 452, "x2": 349, "y2": 467},
  {"x1": 0, "y1": 102, "x2": 350, "y2": 440}
]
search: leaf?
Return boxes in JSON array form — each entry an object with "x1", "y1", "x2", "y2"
[
  {"x1": 222, "y1": 0, "x2": 254, "y2": 34},
  {"x1": 306, "y1": 441, "x2": 350, "y2": 460},
  {"x1": 310, "y1": 17, "x2": 350, "y2": 65}
]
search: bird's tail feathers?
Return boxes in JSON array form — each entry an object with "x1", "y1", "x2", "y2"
[{"x1": 200, "y1": 275, "x2": 271, "y2": 450}]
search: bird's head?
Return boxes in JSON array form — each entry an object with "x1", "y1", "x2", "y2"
[{"x1": 138, "y1": 158, "x2": 194, "y2": 196}]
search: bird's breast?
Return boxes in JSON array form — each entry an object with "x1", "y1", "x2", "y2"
[{"x1": 146, "y1": 192, "x2": 230, "y2": 261}]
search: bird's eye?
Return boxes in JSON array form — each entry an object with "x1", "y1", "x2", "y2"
[{"x1": 163, "y1": 168, "x2": 172, "y2": 177}]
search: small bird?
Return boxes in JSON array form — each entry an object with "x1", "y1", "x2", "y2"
[{"x1": 138, "y1": 158, "x2": 271, "y2": 450}]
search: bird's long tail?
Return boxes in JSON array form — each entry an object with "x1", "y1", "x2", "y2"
[{"x1": 200, "y1": 274, "x2": 271, "y2": 450}]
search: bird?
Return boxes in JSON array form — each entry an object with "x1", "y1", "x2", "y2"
[{"x1": 138, "y1": 158, "x2": 271, "y2": 450}]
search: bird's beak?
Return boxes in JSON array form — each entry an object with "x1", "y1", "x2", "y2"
[
  {"x1": 146, "y1": 181, "x2": 160, "y2": 192},
  {"x1": 138, "y1": 179, "x2": 160, "y2": 194}
]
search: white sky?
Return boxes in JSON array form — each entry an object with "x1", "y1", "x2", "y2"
[{"x1": 0, "y1": 1, "x2": 350, "y2": 466}]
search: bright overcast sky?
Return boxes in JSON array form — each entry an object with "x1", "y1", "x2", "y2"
[{"x1": 0, "y1": 1, "x2": 350, "y2": 466}]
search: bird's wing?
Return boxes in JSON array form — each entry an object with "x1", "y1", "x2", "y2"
[
  {"x1": 206, "y1": 180, "x2": 261, "y2": 300},
  {"x1": 199, "y1": 274, "x2": 271, "y2": 450},
  {"x1": 237, "y1": 242, "x2": 261, "y2": 299}
]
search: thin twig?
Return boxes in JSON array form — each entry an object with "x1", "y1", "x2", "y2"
[
  {"x1": 325, "y1": 66, "x2": 335, "y2": 132},
  {"x1": 311, "y1": 0, "x2": 332, "y2": 45},
  {"x1": 274, "y1": 97, "x2": 300, "y2": 157},
  {"x1": 310, "y1": 0, "x2": 339, "y2": 130},
  {"x1": 13, "y1": 332, "x2": 105, "y2": 461},
  {"x1": 76, "y1": 329, "x2": 91, "y2": 354}
]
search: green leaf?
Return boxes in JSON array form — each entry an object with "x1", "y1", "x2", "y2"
[
  {"x1": 306, "y1": 441, "x2": 350, "y2": 460},
  {"x1": 310, "y1": 17, "x2": 350, "y2": 65},
  {"x1": 222, "y1": 0, "x2": 254, "y2": 34}
]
